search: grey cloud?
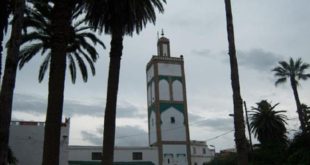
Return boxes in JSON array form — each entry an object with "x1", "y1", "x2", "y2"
[
  {"x1": 237, "y1": 49, "x2": 283, "y2": 71},
  {"x1": 82, "y1": 125, "x2": 148, "y2": 146},
  {"x1": 115, "y1": 126, "x2": 148, "y2": 146},
  {"x1": 116, "y1": 103, "x2": 145, "y2": 118},
  {"x1": 81, "y1": 131, "x2": 102, "y2": 145},
  {"x1": 194, "y1": 118, "x2": 234, "y2": 131},
  {"x1": 188, "y1": 113, "x2": 204, "y2": 122},
  {"x1": 13, "y1": 93, "x2": 144, "y2": 118},
  {"x1": 13, "y1": 93, "x2": 47, "y2": 115},
  {"x1": 191, "y1": 49, "x2": 211, "y2": 58}
]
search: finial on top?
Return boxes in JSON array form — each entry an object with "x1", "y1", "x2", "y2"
[{"x1": 161, "y1": 29, "x2": 164, "y2": 36}]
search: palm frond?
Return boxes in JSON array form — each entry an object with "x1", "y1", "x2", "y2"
[
  {"x1": 68, "y1": 54, "x2": 77, "y2": 83},
  {"x1": 19, "y1": 43, "x2": 43, "y2": 69},
  {"x1": 78, "y1": 48, "x2": 96, "y2": 76},
  {"x1": 73, "y1": 53, "x2": 88, "y2": 82},
  {"x1": 38, "y1": 52, "x2": 51, "y2": 82},
  {"x1": 275, "y1": 77, "x2": 287, "y2": 86}
]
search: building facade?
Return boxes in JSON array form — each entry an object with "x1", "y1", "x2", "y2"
[
  {"x1": 9, "y1": 36, "x2": 214, "y2": 165},
  {"x1": 146, "y1": 35, "x2": 191, "y2": 165},
  {"x1": 9, "y1": 119, "x2": 70, "y2": 165}
]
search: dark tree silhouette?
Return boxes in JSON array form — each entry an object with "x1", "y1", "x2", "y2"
[
  {"x1": 272, "y1": 57, "x2": 310, "y2": 133},
  {"x1": 250, "y1": 100, "x2": 288, "y2": 146},
  {"x1": 224, "y1": 0, "x2": 248, "y2": 164},
  {"x1": 0, "y1": 0, "x2": 25, "y2": 164},
  {"x1": 84, "y1": 0, "x2": 166, "y2": 164}
]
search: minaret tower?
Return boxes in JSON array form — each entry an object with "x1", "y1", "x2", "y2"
[{"x1": 146, "y1": 32, "x2": 191, "y2": 165}]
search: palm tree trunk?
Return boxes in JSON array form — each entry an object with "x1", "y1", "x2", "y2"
[
  {"x1": 290, "y1": 77, "x2": 306, "y2": 133},
  {"x1": 102, "y1": 26, "x2": 123, "y2": 165},
  {"x1": 224, "y1": 0, "x2": 248, "y2": 164},
  {"x1": 41, "y1": 1, "x2": 73, "y2": 165},
  {"x1": 0, "y1": 0, "x2": 25, "y2": 164},
  {"x1": 0, "y1": 0, "x2": 9, "y2": 80}
]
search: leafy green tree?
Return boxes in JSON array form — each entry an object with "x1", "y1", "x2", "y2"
[
  {"x1": 250, "y1": 100, "x2": 288, "y2": 146},
  {"x1": 301, "y1": 104, "x2": 310, "y2": 133},
  {"x1": 0, "y1": 0, "x2": 25, "y2": 164},
  {"x1": 286, "y1": 132, "x2": 310, "y2": 164},
  {"x1": 272, "y1": 58, "x2": 310, "y2": 133},
  {"x1": 84, "y1": 0, "x2": 166, "y2": 164},
  {"x1": 224, "y1": 0, "x2": 248, "y2": 164}
]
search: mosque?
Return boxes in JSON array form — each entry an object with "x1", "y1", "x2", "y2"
[{"x1": 9, "y1": 35, "x2": 215, "y2": 165}]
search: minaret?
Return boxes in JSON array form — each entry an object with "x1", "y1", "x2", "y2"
[{"x1": 146, "y1": 33, "x2": 191, "y2": 165}]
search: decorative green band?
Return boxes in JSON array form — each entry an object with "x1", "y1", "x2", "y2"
[{"x1": 159, "y1": 102, "x2": 184, "y2": 114}]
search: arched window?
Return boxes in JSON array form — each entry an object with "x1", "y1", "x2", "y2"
[
  {"x1": 172, "y1": 80, "x2": 183, "y2": 101},
  {"x1": 159, "y1": 79, "x2": 170, "y2": 100}
]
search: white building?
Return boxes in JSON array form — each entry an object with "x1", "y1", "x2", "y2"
[
  {"x1": 9, "y1": 119, "x2": 70, "y2": 165},
  {"x1": 9, "y1": 35, "x2": 215, "y2": 165}
]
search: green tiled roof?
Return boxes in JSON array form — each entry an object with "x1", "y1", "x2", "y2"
[{"x1": 69, "y1": 161, "x2": 155, "y2": 165}]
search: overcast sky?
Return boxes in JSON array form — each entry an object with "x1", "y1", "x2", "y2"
[{"x1": 3, "y1": 0, "x2": 310, "y2": 152}]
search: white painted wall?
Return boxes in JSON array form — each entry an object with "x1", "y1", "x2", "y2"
[
  {"x1": 9, "y1": 121, "x2": 70, "y2": 165},
  {"x1": 190, "y1": 141, "x2": 215, "y2": 165},
  {"x1": 151, "y1": 81, "x2": 155, "y2": 104},
  {"x1": 162, "y1": 145, "x2": 188, "y2": 165},
  {"x1": 172, "y1": 80, "x2": 183, "y2": 101},
  {"x1": 149, "y1": 111, "x2": 157, "y2": 145},
  {"x1": 147, "y1": 85, "x2": 151, "y2": 106},
  {"x1": 159, "y1": 79, "x2": 170, "y2": 101},
  {"x1": 158, "y1": 63, "x2": 182, "y2": 76},
  {"x1": 161, "y1": 107, "x2": 186, "y2": 141},
  {"x1": 68, "y1": 146, "x2": 158, "y2": 165},
  {"x1": 147, "y1": 65, "x2": 154, "y2": 82},
  {"x1": 162, "y1": 44, "x2": 169, "y2": 56}
]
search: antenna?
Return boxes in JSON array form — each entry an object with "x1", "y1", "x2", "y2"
[{"x1": 161, "y1": 29, "x2": 164, "y2": 36}]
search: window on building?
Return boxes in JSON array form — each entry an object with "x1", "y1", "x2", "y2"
[
  {"x1": 170, "y1": 117, "x2": 175, "y2": 124},
  {"x1": 132, "y1": 152, "x2": 143, "y2": 160},
  {"x1": 193, "y1": 147, "x2": 196, "y2": 154},
  {"x1": 194, "y1": 163, "x2": 198, "y2": 165},
  {"x1": 203, "y1": 148, "x2": 206, "y2": 154},
  {"x1": 91, "y1": 152, "x2": 102, "y2": 160}
]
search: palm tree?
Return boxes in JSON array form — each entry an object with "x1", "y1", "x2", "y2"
[
  {"x1": 250, "y1": 100, "x2": 288, "y2": 146},
  {"x1": 84, "y1": 1, "x2": 166, "y2": 164},
  {"x1": 272, "y1": 58, "x2": 310, "y2": 133},
  {"x1": 0, "y1": 0, "x2": 10, "y2": 80},
  {"x1": 19, "y1": 1, "x2": 104, "y2": 164},
  {"x1": 19, "y1": 2, "x2": 105, "y2": 83},
  {"x1": 224, "y1": 0, "x2": 248, "y2": 164},
  {"x1": 0, "y1": 0, "x2": 25, "y2": 164}
]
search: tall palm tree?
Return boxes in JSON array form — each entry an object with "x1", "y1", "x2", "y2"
[
  {"x1": 224, "y1": 0, "x2": 248, "y2": 164},
  {"x1": 84, "y1": 1, "x2": 166, "y2": 164},
  {"x1": 272, "y1": 57, "x2": 310, "y2": 133},
  {"x1": 42, "y1": 0, "x2": 75, "y2": 164},
  {"x1": 0, "y1": 0, "x2": 10, "y2": 80},
  {"x1": 20, "y1": 1, "x2": 104, "y2": 164},
  {"x1": 19, "y1": 2, "x2": 105, "y2": 83},
  {"x1": 250, "y1": 100, "x2": 288, "y2": 146},
  {"x1": 0, "y1": 0, "x2": 25, "y2": 164}
]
